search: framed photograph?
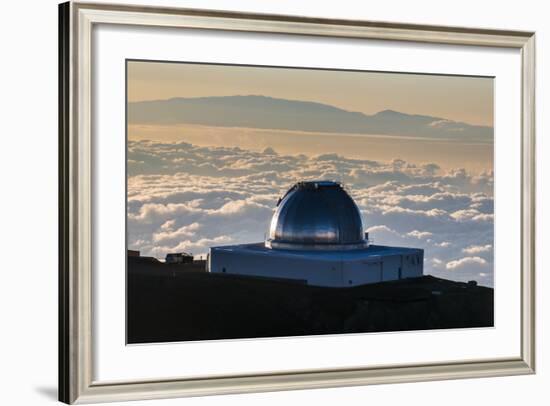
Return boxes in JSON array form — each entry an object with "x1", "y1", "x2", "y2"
[{"x1": 59, "y1": 1, "x2": 535, "y2": 404}]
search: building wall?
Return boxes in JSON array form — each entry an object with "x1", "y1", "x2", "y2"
[
  {"x1": 342, "y1": 260, "x2": 382, "y2": 286},
  {"x1": 209, "y1": 247, "x2": 344, "y2": 286},
  {"x1": 209, "y1": 246, "x2": 424, "y2": 287},
  {"x1": 401, "y1": 251, "x2": 424, "y2": 279}
]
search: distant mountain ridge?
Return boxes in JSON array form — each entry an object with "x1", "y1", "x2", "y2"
[{"x1": 128, "y1": 95, "x2": 493, "y2": 141}]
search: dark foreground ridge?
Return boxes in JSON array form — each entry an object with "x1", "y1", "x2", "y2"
[{"x1": 127, "y1": 256, "x2": 493, "y2": 344}]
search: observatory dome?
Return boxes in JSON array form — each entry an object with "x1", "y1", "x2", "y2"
[{"x1": 266, "y1": 181, "x2": 367, "y2": 250}]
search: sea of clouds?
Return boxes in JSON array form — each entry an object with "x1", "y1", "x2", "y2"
[{"x1": 128, "y1": 140, "x2": 494, "y2": 286}]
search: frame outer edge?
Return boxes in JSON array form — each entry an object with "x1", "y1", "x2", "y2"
[
  {"x1": 59, "y1": 1, "x2": 71, "y2": 404},
  {"x1": 73, "y1": 1, "x2": 534, "y2": 47},
  {"x1": 75, "y1": 2, "x2": 95, "y2": 404},
  {"x1": 69, "y1": 2, "x2": 78, "y2": 402},
  {"x1": 74, "y1": 359, "x2": 531, "y2": 404},
  {"x1": 521, "y1": 34, "x2": 536, "y2": 372},
  {"x1": 63, "y1": 2, "x2": 537, "y2": 403}
]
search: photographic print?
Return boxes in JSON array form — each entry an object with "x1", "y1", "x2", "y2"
[{"x1": 126, "y1": 61, "x2": 494, "y2": 344}]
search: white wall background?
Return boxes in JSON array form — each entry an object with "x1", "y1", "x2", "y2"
[{"x1": 0, "y1": 0, "x2": 547, "y2": 404}]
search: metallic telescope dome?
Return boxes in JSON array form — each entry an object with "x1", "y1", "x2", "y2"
[{"x1": 265, "y1": 180, "x2": 367, "y2": 251}]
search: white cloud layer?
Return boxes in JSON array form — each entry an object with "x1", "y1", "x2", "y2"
[
  {"x1": 128, "y1": 140, "x2": 494, "y2": 286},
  {"x1": 462, "y1": 244, "x2": 493, "y2": 254},
  {"x1": 446, "y1": 256, "x2": 488, "y2": 271}
]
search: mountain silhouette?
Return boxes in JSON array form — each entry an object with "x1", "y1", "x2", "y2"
[{"x1": 128, "y1": 95, "x2": 492, "y2": 141}]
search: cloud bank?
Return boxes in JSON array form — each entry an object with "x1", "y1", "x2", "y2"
[{"x1": 128, "y1": 140, "x2": 494, "y2": 286}]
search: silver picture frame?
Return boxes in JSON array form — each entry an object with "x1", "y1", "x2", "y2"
[{"x1": 58, "y1": 1, "x2": 536, "y2": 403}]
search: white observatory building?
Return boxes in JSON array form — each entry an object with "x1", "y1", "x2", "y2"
[{"x1": 208, "y1": 181, "x2": 423, "y2": 287}]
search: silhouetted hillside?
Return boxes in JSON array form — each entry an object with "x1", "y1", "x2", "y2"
[
  {"x1": 127, "y1": 256, "x2": 493, "y2": 343},
  {"x1": 128, "y1": 95, "x2": 493, "y2": 141}
]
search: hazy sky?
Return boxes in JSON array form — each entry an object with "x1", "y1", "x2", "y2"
[{"x1": 127, "y1": 60, "x2": 494, "y2": 126}]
